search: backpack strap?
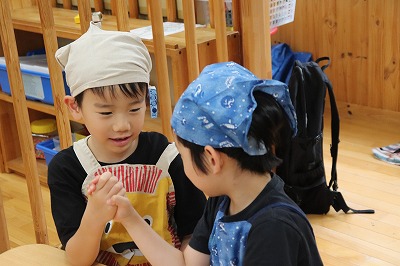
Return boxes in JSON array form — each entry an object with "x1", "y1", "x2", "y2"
[
  {"x1": 324, "y1": 75, "x2": 340, "y2": 191},
  {"x1": 315, "y1": 57, "x2": 331, "y2": 71},
  {"x1": 317, "y1": 57, "x2": 374, "y2": 214},
  {"x1": 315, "y1": 57, "x2": 339, "y2": 191},
  {"x1": 291, "y1": 64, "x2": 308, "y2": 137},
  {"x1": 332, "y1": 191, "x2": 374, "y2": 214}
]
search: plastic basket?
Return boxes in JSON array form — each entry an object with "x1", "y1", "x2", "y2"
[
  {"x1": 270, "y1": 0, "x2": 296, "y2": 28},
  {"x1": 36, "y1": 139, "x2": 58, "y2": 166}
]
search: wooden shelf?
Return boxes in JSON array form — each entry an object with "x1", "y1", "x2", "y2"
[
  {"x1": 1, "y1": 0, "x2": 270, "y2": 246},
  {"x1": 0, "y1": 92, "x2": 81, "y2": 123},
  {"x1": 9, "y1": 6, "x2": 241, "y2": 114},
  {"x1": 0, "y1": 92, "x2": 13, "y2": 103},
  {"x1": 2, "y1": 107, "x2": 162, "y2": 187},
  {"x1": 6, "y1": 157, "x2": 48, "y2": 186},
  {"x1": 11, "y1": 6, "x2": 239, "y2": 53},
  {"x1": 0, "y1": 92, "x2": 54, "y2": 114}
]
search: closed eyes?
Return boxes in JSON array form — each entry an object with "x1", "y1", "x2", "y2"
[{"x1": 98, "y1": 107, "x2": 141, "y2": 116}]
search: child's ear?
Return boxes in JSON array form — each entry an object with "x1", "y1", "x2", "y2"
[
  {"x1": 204, "y1": 145, "x2": 223, "y2": 174},
  {"x1": 64, "y1": 95, "x2": 82, "y2": 120}
]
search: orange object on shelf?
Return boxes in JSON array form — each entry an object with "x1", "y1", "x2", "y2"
[{"x1": 31, "y1": 118, "x2": 58, "y2": 159}]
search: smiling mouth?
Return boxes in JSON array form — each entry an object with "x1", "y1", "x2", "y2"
[{"x1": 111, "y1": 136, "x2": 130, "y2": 142}]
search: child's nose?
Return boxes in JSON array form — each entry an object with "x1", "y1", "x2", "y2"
[{"x1": 112, "y1": 117, "x2": 131, "y2": 132}]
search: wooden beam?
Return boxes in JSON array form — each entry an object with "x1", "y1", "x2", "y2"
[
  {"x1": 166, "y1": 0, "x2": 176, "y2": 22},
  {"x1": 231, "y1": 0, "x2": 240, "y2": 32},
  {"x1": 128, "y1": 0, "x2": 139, "y2": 18},
  {"x1": 148, "y1": 0, "x2": 173, "y2": 140},
  {"x1": 37, "y1": 0, "x2": 73, "y2": 149},
  {"x1": 0, "y1": 0, "x2": 48, "y2": 244},
  {"x1": 77, "y1": 0, "x2": 91, "y2": 33},
  {"x1": 182, "y1": 0, "x2": 199, "y2": 82},
  {"x1": 114, "y1": 0, "x2": 130, "y2": 31},
  {"x1": 208, "y1": 0, "x2": 215, "y2": 28},
  {"x1": 94, "y1": 0, "x2": 104, "y2": 13},
  {"x1": 213, "y1": 0, "x2": 228, "y2": 62},
  {"x1": 62, "y1": 0, "x2": 72, "y2": 10},
  {"x1": 0, "y1": 186, "x2": 10, "y2": 253},
  {"x1": 239, "y1": 0, "x2": 271, "y2": 78}
]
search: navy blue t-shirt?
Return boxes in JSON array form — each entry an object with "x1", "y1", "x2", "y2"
[{"x1": 189, "y1": 174, "x2": 323, "y2": 266}]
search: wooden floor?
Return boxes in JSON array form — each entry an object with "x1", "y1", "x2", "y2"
[{"x1": 1, "y1": 102, "x2": 400, "y2": 265}]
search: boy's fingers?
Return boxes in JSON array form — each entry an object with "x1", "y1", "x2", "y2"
[
  {"x1": 91, "y1": 175, "x2": 101, "y2": 185},
  {"x1": 95, "y1": 172, "x2": 113, "y2": 190},
  {"x1": 107, "y1": 181, "x2": 125, "y2": 198},
  {"x1": 87, "y1": 184, "x2": 95, "y2": 195},
  {"x1": 87, "y1": 175, "x2": 101, "y2": 194},
  {"x1": 107, "y1": 194, "x2": 123, "y2": 206},
  {"x1": 111, "y1": 195, "x2": 124, "y2": 206},
  {"x1": 117, "y1": 186, "x2": 126, "y2": 197}
]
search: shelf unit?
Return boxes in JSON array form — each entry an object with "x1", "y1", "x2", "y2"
[
  {"x1": 0, "y1": 91, "x2": 81, "y2": 183},
  {"x1": 0, "y1": 0, "x2": 242, "y2": 180},
  {"x1": 0, "y1": 0, "x2": 272, "y2": 246},
  {"x1": 0, "y1": 91, "x2": 161, "y2": 185},
  {"x1": 11, "y1": 5, "x2": 241, "y2": 100}
]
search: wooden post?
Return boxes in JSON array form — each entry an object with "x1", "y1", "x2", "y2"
[
  {"x1": 0, "y1": 0, "x2": 48, "y2": 244},
  {"x1": 213, "y1": 0, "x2": 228, "y2": 62},
  {"x1": 208, "y1": 0, "x2": 215, "y2": 28},
  {"x1": 94, "y1": 0, "x2": 104, "y2": 13},
  {"x1": 111, "y1": 0, "x2": 117, "y2": 15},
  {"x1": 0, "y1": 186, "x2": 10, "y2": 253},
  {"x1": 166, "y1": 0, "x2": 177, "y2": 22},
  {"x1": 62, "y1": 0, "x2": 72, "y2": 10},
  {"x1": 231, "y1": 0, "x2": 241, "y2": 32},
  {"x1": 0, "y1": 115, "x2": 4, "y2": 172},
  {"x1": 146, "y1": 1, "x2": 151, "y2": 20},
  {"x1": 239, "y1": 0, "x2": 272, "y2": 78},
  {"x1": 37, "y1": 0, "x2": 73, "y2": 149},
  {"x1": 128, "y1": 0, "x2": 139, "y2": 18},
  {"x1": 182, "y1": 0, "x2": 199, "y2": 82},
  {"x1": 77, "y1": 0, "x2": 92, "y2": 33},
  {"x1": 148, "y1": 0, "x2": 173, "y2": 140},
  {"x1": 114, "y1": 0, "x2": 130, "y2": 32}
]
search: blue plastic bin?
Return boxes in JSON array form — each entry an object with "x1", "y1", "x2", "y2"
[
  {"x1": 0, "y1": 54, "x2": 70, "y2": 105},
  {"x1": 36, "y1": 139, "x2": 58, "y2": 166}
]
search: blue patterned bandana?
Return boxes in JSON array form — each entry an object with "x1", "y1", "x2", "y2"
[{"x1": 171, "y1": 62, "x2": 297, "y2": 156}]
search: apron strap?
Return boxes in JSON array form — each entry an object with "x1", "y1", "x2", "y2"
[
  {"x1": 73, "y1": 136, "x2": 101, "y2": 174},
  {"x1": 155, "y1": 143, "x2": 179, "y2": 172}
]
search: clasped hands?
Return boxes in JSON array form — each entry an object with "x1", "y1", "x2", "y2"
[{"x1": 86, "y1": 171, "x2": 137, "y2": 225}]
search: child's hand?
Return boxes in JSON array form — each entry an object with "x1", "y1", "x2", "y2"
[
  {"x1": 87, "y1": 175, "x2": 100, "y2": 196},
  {"x1": 108, "y1": 195, "x2": 142, "y2": 225},
  {"x1": 85, "y1": 172, "x2": 126, "y2": 224}
]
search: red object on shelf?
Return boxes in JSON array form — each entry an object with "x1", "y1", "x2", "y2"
[{"x1": 270, "y1": 27, "x2": 278, "y2": 35}]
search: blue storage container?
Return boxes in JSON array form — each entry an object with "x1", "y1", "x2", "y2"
[
  {"x1": 0, "y1": 54, "x2": 70, "y2": 105},
  {"x1": 36, "y1": 139, "x2": 58, "y2": 166}
]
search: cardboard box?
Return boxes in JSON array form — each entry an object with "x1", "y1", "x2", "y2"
[{"x1": 0, "y1": 54, "x2": 70, "y2": 105}]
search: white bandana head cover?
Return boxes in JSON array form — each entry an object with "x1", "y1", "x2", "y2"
[
  {"x1": 171, "y1": 62, "x2": 297, "y2": 156},
  {"x1": 55, "y1": 22, "x2": 152, "y2": 97}
]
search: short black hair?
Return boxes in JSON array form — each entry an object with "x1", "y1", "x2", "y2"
[
  {"x1": 176, "y1": 91, "x2": 289, "y2": 175},
  {"x1": 74, "y1": 82, "x2": 148, "y2": 107}
]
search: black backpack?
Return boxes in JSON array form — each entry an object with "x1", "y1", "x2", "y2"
[{"x1": 276, "y1": 57, "x2": 374, "y2": 214}]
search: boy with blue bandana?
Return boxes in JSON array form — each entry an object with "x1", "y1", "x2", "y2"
[{"x1": 89, "y1": 62, "x2": 323, "y2": 265}]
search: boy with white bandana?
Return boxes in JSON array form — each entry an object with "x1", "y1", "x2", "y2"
[{"x1": 48, "y1": 22, "x2": 206, "y2": 266}]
